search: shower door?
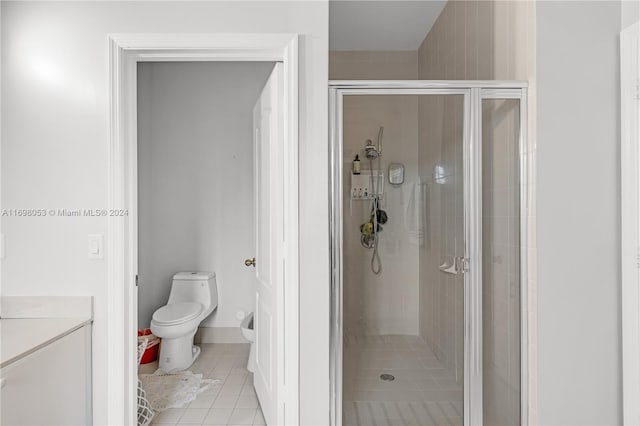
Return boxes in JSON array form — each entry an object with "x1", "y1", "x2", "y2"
[
  {"x1": 332, "y1": 88, "x2": 475, "y2": 426},
  {"x1": 330, "y1": 82, "x2": 529, "y2": 426}
]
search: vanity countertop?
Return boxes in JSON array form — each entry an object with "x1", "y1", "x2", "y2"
[{"x1": 1, "y1": 317, "x2": 92, "y2": 368}]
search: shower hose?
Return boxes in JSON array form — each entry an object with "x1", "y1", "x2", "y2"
[{"x1": 368, "y1": 158, "x2": 382, "y2": 275}]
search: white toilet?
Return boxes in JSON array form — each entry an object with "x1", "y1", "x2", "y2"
[
  {"x1": 240, "y1": 312, "x2": 256, "y2": 373},
  {"x1": 151, "y1": 272, "x2": 217, "y2": 371}
]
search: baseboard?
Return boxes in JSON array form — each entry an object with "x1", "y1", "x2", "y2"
[{"x1": 195, "y1": 327, "x2": 247, "y2": 344}]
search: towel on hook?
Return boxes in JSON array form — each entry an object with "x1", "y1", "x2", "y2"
[{"x1": 405, "y1": 181, "x2": 424, "y2": 246}]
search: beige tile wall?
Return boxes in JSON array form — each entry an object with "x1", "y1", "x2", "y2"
[
  {"x1": 342, "y1": 95, "x2": 420, "y2": 336},
  {"x1": 417, "y1": 1, "x2": 536, "y2": 423},
  {"x1": 330, "y1": 51, "x2": 418, "y2": 80},
  {"x1": 333, "y1": 53, "x2": 422, "y2": 336}
]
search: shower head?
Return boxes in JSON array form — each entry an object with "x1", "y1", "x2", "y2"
[
  {"x1": 364, "y1": 139, "x2": 380, "y2": 160},
  {"x1": 364, "y1": 126, "x2": 384, "y2": 160}
]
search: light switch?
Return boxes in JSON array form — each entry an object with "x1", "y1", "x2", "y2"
[{"x1": 88, "y1": 234, "x2": 103, "y2": 259}]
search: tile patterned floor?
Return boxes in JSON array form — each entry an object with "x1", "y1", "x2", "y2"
[
  {"x1": 140, "y1": 337, "x2": 460, "y2": 425},
  {"x1": 343, "y1": 335, "x2": 463, "y2": 426},
  {"x1": 139, "y1": 343, "x2": 265, "y2": 425}
]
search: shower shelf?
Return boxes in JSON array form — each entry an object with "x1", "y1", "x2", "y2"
[{"x1": 350, "y1": 171, "x2": 384, "y2": 200}]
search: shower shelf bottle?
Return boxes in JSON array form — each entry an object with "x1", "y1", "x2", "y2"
[{"x1": 353, "y1": 154, "x2": 361, "y2": 174}]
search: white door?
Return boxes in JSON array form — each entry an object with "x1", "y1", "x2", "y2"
[
  {"x1": 252, "y1": 63, "x2": 284, "y2": 426},
  {"x1": 621, "y1": 21, "x2": 640, "y2": 426}
]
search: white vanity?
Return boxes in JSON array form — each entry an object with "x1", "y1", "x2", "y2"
[{"x1": 0, "y1": 297, "x2": 93, "y2": 425}]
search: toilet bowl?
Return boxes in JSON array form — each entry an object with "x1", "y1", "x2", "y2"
[
  {"x1": 150, "y1": 272, "x2": 217, "y2": 371},
  {"x1": 240, "y1": 312, "x2": 256, "y2": 373}
]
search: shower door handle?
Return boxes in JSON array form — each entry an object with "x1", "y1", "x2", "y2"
[
  {"x1": 456, "y1": 256, "x2": 470, "y2": 273},
  {"x1": 439, "y1": 258, "x2": 458, "y2": 274},
  {"x1": 440, "y1": 257, "x2": 469, "y2": 274}
]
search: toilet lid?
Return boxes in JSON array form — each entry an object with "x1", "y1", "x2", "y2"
[{"x1": 153, "y1": 302, "x2": 202, "y2": 325}]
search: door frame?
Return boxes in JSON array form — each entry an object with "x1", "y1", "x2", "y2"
[
  {"x1": 621, "y1": 21, "x2": 640, "y2": 426},
  {"x1": 328, "y1": 80, "x2": 530, "y2": 426},
  {"x1": 107, "y1": 33, "x2": 299, "y2": 425}
]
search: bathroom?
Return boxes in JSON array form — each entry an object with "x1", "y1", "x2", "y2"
[
  {"x1": 0, "y1": 0, "x2": 633, "y2": 425},
  {"x1": 136, "y1": 61, "x2": 276, "y2": 425}
]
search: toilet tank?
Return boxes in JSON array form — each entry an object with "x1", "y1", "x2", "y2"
[{"x1": 168, "y1": 272, "x2": 218, "y2": 314}]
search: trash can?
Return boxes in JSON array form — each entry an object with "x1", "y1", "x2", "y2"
[{"x1": 137, "y1": 329, "x2": 160, "y2": 364}]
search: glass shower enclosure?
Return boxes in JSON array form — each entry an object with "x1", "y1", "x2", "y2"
[{"x1": 329, "y1": 82, "x2": 529, "y2": 426}]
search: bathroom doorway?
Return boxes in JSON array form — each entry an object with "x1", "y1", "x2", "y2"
[
  {"x1": 107, "y1": 35, "x2": 300, "y2": 425},
  {"x1": 136, "y1": 60, "x2": 280, "y2": 422},
  {"x1": 329, "y1": 81, "x2": 530, "y2": 426}
]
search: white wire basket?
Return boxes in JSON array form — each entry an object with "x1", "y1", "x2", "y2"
[{"x1": 137, "y1": 338, "x2": 155, "y2": 426}]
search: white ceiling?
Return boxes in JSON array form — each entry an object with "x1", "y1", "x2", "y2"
[{"x1": 330, "y1": 0, "x2": 447, "y2": 51}]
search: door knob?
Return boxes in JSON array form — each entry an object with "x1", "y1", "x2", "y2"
[{"x1": 245, "y1": 258, "x2": 256, "y2": 267}]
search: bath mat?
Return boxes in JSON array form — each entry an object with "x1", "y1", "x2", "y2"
[{"x1": 139, "y1": 370, "x2": 219, "y2": 412}]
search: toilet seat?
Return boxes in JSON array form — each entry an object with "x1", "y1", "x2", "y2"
[{"x1": 152, "y1": 302, "x2": 202, "y2": 325}]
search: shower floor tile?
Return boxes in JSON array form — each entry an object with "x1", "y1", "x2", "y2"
[{"x1": 343, "y1": 334, "x2": 463, "y2": 426}]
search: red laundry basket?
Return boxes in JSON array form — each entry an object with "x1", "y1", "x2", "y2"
[{"x1": 137, "y1": 328, "x2": 160, "y2": 364}]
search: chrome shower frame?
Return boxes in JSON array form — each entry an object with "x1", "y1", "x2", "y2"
[{"x1": 329, "y1": 81, "x2": 531, "y2": 426}]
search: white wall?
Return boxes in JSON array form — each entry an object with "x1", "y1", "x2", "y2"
[
  {"x1": 137, "y1": 61, "x2": 274, "y2": 329},
  {"x1": 622, "y1": 0, "x2": 639, "y2": 30},
  {"x1": 537, "y1": 2, "x2": 621, "y2": 424},
  {"x1": 0, "y1": 2, "x2": 328, "y2": 424}
]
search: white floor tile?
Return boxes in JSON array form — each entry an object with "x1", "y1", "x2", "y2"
[
  {"x1": 152, "y1": 408, "x2": 185, "y2": 424},
  {"x1": 252, "y1": 409, "x2": 266, "y2": 425},
  {"x1": 140, "y1": 344, "x2": 264, "y2": 425},
  {"x1": 221, "y1": 382, "x2": 244, "y2": 395},
  {"x1": 189, "y1": 394, "x2": 217, "y2": 409},
  {"x1": 228, "y1": 408, "x2": 257, "y2": 425},
  {"x1": 178, "y1": 408, "x2": 209, "y2": 424},
  {"x1": 240, "y1": 382, "x2": 256, "y2": 394},
  {"x1": 203, "y1": 408, "x2": 233, "y2": 425},
  {"x1": 212, "y1": 394, "x2": 239, "y2": 409},
  {"x1": 235, "y1": 395, "x2": 259, "y2": 409},
  {"x1": 226, "y1": 373, "x2": 248, "y2": 384}
]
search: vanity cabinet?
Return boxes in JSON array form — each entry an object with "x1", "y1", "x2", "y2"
[{"x1": 0, "y1": 324, "x2": 92, "y2": 425}]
